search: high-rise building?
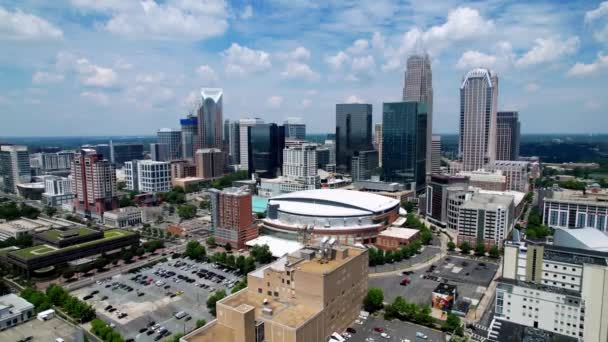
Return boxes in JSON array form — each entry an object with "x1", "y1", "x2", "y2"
[
  {"x1": 150, "y1": 143, "x2": 169, "y2": 162},
  {"x1": 431, "y1": 135, "x2": 441, "y2": 174},
  {"x1": 238, "y1": 117, "x2": 264, "y2": 170},
  {"x1": 30, "y1": 151, "x2": 74, "y2": 175},
  {"x1": 490, "y1": 160, "x2": 529, "y2": 192},
  {"x1": 496, "y1": 111, "x2": 521, "y2": 161},
  {"x1": 351, "y1": 150, "x2": 379, "y2": 181},
  {"x1": 403, "y1": 53, "x2": 433, "y2": 179},
  {"x1": 456, "y1": 192, "x2": 515, "y2": 247},
  {"x1": 198, "y1": 88, "x2": 223, "y2": 149},
  {"x1": 170, "y1": 160, "x2": 197, "y2": 180},
  {"x1": 248, "y1": 123, "x2": 285, "y2": 178},
  {"x1": 382, "y1": 102, "x2": 427, "y2": 192},
  {"x1": 71, "y1": 151, "x2": 117, "y2": 218},
  {"x1": 0, "y1": 145, "x2": 31, "y2": 193},
  {"x1": 94, "y1": 144, "x2": 111, "y2": 161},
  {"x1": 316, "y1": 146, "x2": 331, "y2": 171},
  {"x1": 195, "y1": 148, "x2": 225, "y2": 179},
  {"x1": 207, "y1": 187, "x2": 258, "y2": 249},
  {"x1": 110, "y1": 142, "x2": 144, "y2": 165},
  {"x1": 374, "y1": 123, "x2": 383, "y2": 167},
  {"x1": 125, "y1": 160, "x2": 171, "y2": 193},
  {"x1": 157, "y1": 128, "x2": 182, "y2": 161},
  {"x1": 228, "y1": 120, "x2": 240, "y2": 165},
  {"x1": 459, "y1": 68, "x2": 498, "y2": 171},
  {"x1": 223, "y1": 119, "x2": 230, "y2": 153},
  {"x1": 425, "y1": 174, "x2": 470, "y2": 227},
  {"x1": 335, "y1": 103, "x2": 373, "y2": 172},
  {"x1": 284, "y1": 117, "x2": 306, "y2": 140},
  {"x1": 283, "y1": 144, "x2": 320, "y2": 187},
  {"x1": 180, "y1": 116, "x2": 199, "y2": 160}
]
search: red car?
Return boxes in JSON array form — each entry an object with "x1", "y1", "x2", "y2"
[
  {"x1": 400, "y1": 277, "x2": 410, "y2": 286},
  {"x1": 373, "y1": 327, "x2": 384, "y2": 333}
]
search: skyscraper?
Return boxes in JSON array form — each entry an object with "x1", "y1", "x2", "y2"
[
  {"x1": 228, "y1": 120, "x2": 240, "y2": 165},
  {"x1": 238, "y1": 117, "x2": 264, "y2": 170},
  {"x1": 71, "y1": 151, "x2": 117, "y2": 218},
  {"x1": 248, "y1": 123, "x2": 285, "y2": 178},
  {"x1": 459, "y1": 68, "x2": 498, "y2": 171},
  {"x1": 382, "y1": 102, "x2": 428, "y2": 192},
  {"x1": 157, "y1": 128, "x2": 182, "y2": 161},
  {"x1": 283, "y1": 144, "x2": 319, "y2": 188},
  {"x1": 198, "y1": 88, "x2": 223, "y2": 149},
  {"x1": 335, "y1": 103, "x2": 373, "y2": 172},
  {"x1": 283, "y1": 117, "x2": 306, "y2": 140},
  {"x1": 496, "y1": 111, "x2": 520, "y2": 161},
  {"x1": 180, "y1": 116, "x2": 198, "y2": 160},
  {"x1": 207, "y1": 187, "x2": 258, "y2": 249},
  {"x1": 195, "y1": 148, "x2": 225, "y2": 179},
  {"x1": 403, "y1": 53, "x2": 433, "y2": 178},
  {"x1": 0, "y1": 145, "x2": 31, "y2": 193},
  {"x1": 431, "y1": 135, "x2": 441, "y2": 174},
  {"x1": 374, "y1": 123, "x2": 382, "y2": 167},
  {"x1": 110, "y1": 142, "x2": 144, "y2": 165},
  {"x1": 351, "y1": 150, "x2": 379, "y2": 181}
]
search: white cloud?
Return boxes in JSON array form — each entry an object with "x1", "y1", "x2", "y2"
[
  {"x1": 326, "y1": 51, "x2": 349, "y2": 70},
  {"x1": 80, "y1": 91, "x2": 109, "y2": 105},
  {"x1": 278, "y1": 46, "x2": 311, "y2": 61},
  {"x1": 222, "y1": 43, "x2": 271, "y2": 75},
  {"x1": 0, "y1": 7, "x2": 63, "y2": 40},
  {"x1": 55, "y1": 52, "x2": 118, "y2": 87},
  {"x1": 456, "y1": 42, "x2": 514, "y2": 71},
  {"x1": 281, "y1": 62, "x2": 319, "y2": 80},
  {"x1": 567, "y1": 52, "x2": 608, "y2": 77},
  {"x1": 516, "y1": 36, "x2": 579, "y2": 67},
  {"x1": 347, "y1": 39, "x2": 369, "y2": 55},
  {"x1": 351, "y1": 55, "x2": 375, "y2": 72},
  {"x1": 196, "y1": 65, "x2": 218, "y2": 82},
  {"x1": 301, "y1": 99, "x2": 311, "y2": 108},
  {"x1": 584, "y1": 1, "x2": 608, "y2": 22},
  {"x1": 240, "y1": 5, "x2": 253, "y2": 19},
  {"x1": 525, "y1": 83, "x2": 540, "y2": 92},
  {"x1": 266, "y1": 95, "x2": 283, "y2": 108},
  {"x1": 73, "y1": 0, "x2": 228, "y2": 40},
  {"x1": 371, "y1": 32, "x2": 385, "y2": 50},
  {"x1": 32, "y1": 71, "x2": 64, "y2": 84},
  {"x1": 344, "y1": 95, "x2": 364, "y2": 103},
  {"x1": 594, "y1": 24, "x2": 608, "y2": 43}
]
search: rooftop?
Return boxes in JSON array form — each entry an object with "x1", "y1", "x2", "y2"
[
  {"x1": 378, "y1": 227, "x2": 420, "y2": 240},
  {"x1": 245, "y1": 236, "x2": 303, "y2": 258},
  {"x1": 36, "y1": 227, "x2": 97, "y2": 242},
  {"x1": 553, "y1": 227, "x2": 608, "y2": 252},
  {"x1": 460, "y1": 192, "x2": 514, "y2": 210},
  {"x1": 488, "y1": 319, "x2": 577, "y2": 342},
  {"x1": 497, "y1": 277, "x2": 581, "y2": 297},
  {"x1": 0, "y1": 294, "x2": 34, "y2": 317},
  {"x1": 433, "y1": 283, "x2": 457, "y2": 296},
  {"x1": 546, "y1": 189, "x2": 608, "y2": 206}
]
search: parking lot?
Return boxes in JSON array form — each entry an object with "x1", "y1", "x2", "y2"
[
  {"x1": 73, "y1": 256, "x2": 243, "y2": 341},
  {"x1": 347, "y1": 315, "x2": 446, "y2": 342},
  {"x1": 369, "y1": 256, "x2": 498, "y2": 310}
]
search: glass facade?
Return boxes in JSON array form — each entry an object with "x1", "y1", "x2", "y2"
[
  {"x1": 248, "y1": 123, "x2": 285, "y2": 178},
  {"x1": 335, "y1": 103, "x2": 373, "y2": 172},
  {"x1": 382, "y1": 102, "x2": 427, "y2": 192}
]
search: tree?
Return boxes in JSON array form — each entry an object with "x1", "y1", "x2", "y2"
[
  {"x1": 206, "y1": 290, "x2": 227, "y2": 316},
  {"x1": 224, "y1": 242, "x2": 233, "y2": 252},
  {"x1": 206, "y1": 236, "x2": 216, "y2": 248},
  {"x1": 402, "y1": 201, "x2": 415, "y2": 213},
  {"x1": 44, "y1": 206, "x2": 57, "y2": 217},
  {"x1": 489, "y1": 245, "x2": 500, "y2": 259},
  {"x1": 196, "y1": 319, "x2": 207, "y2": 329},
  {"x1": 199, "y1": 200, "x2": 210, "y2": 209},
  {"x1": 185, "y1": 241, "x2": 206, "y2": 260},
  {"x1": 459, "y1": 241, "x2": 471, "y2": 254},
  {"x1": 119, "y1": 195, "x2": 134, "y2": 208},
  {"x1": 474, "y1": 242, "x2": 486, "y2": 256},
  {"x1": 250, "y1": 244, "x2": 273, "y2": 264},
  {"x1": 447, "y1": 241, "x2": 456, "y2": 251},
  {"x1": 363, "y1": 288, "x2": 384, "y2": 313},
  {"x1": 177, "y1": 204, "x2": 197, "y2": 220},
  {"x1": 442, "y1": 313, "x2": 462, "y2": 334},
  {"x1": 232, "y1": 280, "x2": 247, "y2": 293}
]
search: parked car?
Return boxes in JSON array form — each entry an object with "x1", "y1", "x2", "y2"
[
  {"x1": 373, "y1": 327, "x2": 384, "y2": 333},
  {"x1": 415, "y1": 332, "x2": 428, "y2": 339},
  {"x1": 400, "y1": 277, "x2": 410, "y2": 286}
]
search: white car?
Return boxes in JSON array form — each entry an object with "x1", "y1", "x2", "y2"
[
  {"x1": 354, "y1": 320, "x2": 363, "y2": 325},
  {"x1": 380, "y1": 332, "x2": 391, "y2": 339},
  {"x1": 400, "y1": 339, "x2": 411, "y2": 342}
]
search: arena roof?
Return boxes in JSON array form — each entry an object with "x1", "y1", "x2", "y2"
[{"x1": 269, "y1": 189, "x2": 399, "y2": 217}]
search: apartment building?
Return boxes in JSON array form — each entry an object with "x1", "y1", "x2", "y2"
[
  {"x1": 125, "y1": 160, "x2": 171, "y2": 193},
  {"x1": 457, "y1": 192, "x2": 515, "y2": 247},
  {"x1": 182, "y1": 243, "x2": 368, "y2": 342},
  {"x1": 490, "y1": 160, "x2": 530, "y2": 193},
  {"x1": 208, "y1": 187, "x2": 258, "y2": 249},
  {"x1": 71, "y1": 151, "x2": 117, "y2": 219}
]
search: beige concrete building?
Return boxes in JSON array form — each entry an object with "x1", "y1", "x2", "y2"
[{"x1": 183, "y1": 244, "x2": 368, "y2": 342}]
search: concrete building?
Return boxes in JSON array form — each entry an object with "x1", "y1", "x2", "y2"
[
  {"x1": 110, "y1": 142, "x2": 144, "y2": 166},
  {"x1": 208, "y1": 187, "x2": 258, "y2": 249},
  {"x1": 542, "y1": 189, "x2": 608, "y2": 234},
  {"x1": 196, "y1": 148, "x2": 225, "y2": 180},
  {"x1": 198, "y1": 88, "x2": 224, "y2": 150},
  {"x1": 0, "y1": 294, "x2": 34, "y2": 329},
  {"x1": 376, "y1": 227, "x2": 420, "y2": 250},
  {"x1": 182, "y1": 243, "x2": 368, "y2": 342},
  {"x1": 30, "y1": 151, "x2": 74, "y2": 176},
  {"x1": 125, "y1": 160, "x2": 171, "y2": 193},
  {"x1": 258, "y1": 144, "x2": 319, "y2": 197},
  {"x1": 496, "y1": 111, "x2": 520, "y2": 161},
  {"x1": 150, "y1": 143, "x2": 170, "y2": 162},
  {"x1": 431, "y1": 135, "x2": 441, "y2": 175},
  {"x1": 425, "y1": 174, "x2": 470, "y2": 227},
  {"x1": 496, "y1": 239, "x2": 608, "y2": 342},
  {"x1": 0, "y1": 217, "x2": 79, "y2": 241},
  {"x1": 351, "y1": 150, "x2": 378, "y2": 182},
  {"x1": 283, "y1": 117, "x2": 306, "y2": 140},
  {"x1": 157, "y1": 128, "x2": 182, "y2": 161},
  {"x1": 335, "y1": 103, "x2": 373, "y2": 173},
  {"x1": 239, "y1": 118, "x2": 265, "y2": 171},
  {"x1": 403, "y1": 53, "x2": 433, "y2": 181},
  {"x1": 0, "y1": 145, "x2": 30, "y2": 194},
  {"x1": 490, "y1": 160, "x2": 530, "y2": 193},
  {"x1": 170, "y1": 160, "x2": 197, "y2": 180},
  {"x1": 456, "y1": 191, "x2": 515, "y2": 247},
  {"x1": 181, "y1": 116, "x2": 199, "y2": 160},
  {"x1": 456, "y1": 169, "x2": 507, "y2": 191},
  {"x1": 103, "y1": 206, "x2": 143, "y2": 228},
  {"x1": 459, "y1": 68, "x2": 498, "y2": 171},
  {"x1": 42, "y1": 175, "x2": 74, "y2": 207},
  {"x1": 72, "y1": 151, "x2": 117, "y2": 219}
]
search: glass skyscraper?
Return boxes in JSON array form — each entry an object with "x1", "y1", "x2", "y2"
[
  {"x1": 382, "y1": 102, "x2": 427, "y2": 192},
  {"x1": 198, "y1": 88, "x2": 223, "y2": 149},
  {"x1": 335, "y1": 103, "x2": 373, "y2": 172},
  {"x1": 248, "y1": 123, "x2": 285, "y2": 179}
]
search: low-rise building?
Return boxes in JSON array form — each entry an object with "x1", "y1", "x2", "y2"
[
  {"x1": 375, "y1": 227, "x2": 420, "y2": 250},
  {"x1": 350, "y1": 177, "x2": 415, "y2": 202},
  {"x1": 542, "y1": 188, "x2": 608, "y2": 234},
  {"x1": 0, "y1": 217, "x2": 79, "y2": 241},
  {"x1": 0, "y1": 294, "x2": 34, "y2": 330},
  {"x1": 172, "y1": 177, "x2": 206, "y2": 190},
  {"x1": 103, "y1": 206, "x2": 143, "y2": 228}
]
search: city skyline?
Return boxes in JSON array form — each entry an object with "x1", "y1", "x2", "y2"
[{"x1": 1, "y1": 1, "x2": 607, "y2": 136}]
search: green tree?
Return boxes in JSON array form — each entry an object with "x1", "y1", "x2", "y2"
[
  {"x1": 442, "y1": 313, "x2": 462, "y2": 334},
  {"x1": 185, "y1": 241, "x2": 206, "y2": 260},
  {"x1": 402, "y1": 201, "x2": 415, "y2": 213},
  {"x1": 119, "y1": 195, "x2": 134, "y2": 208},
  {"x1": 231, "y1": 279, "x2": 247, "y2": 293},
  {"x1": 363, "y1": 288, "x2": 384, "y2": 313},
  {"x1": 459, "y1": 241, "x2": 471, "y2": 255},
  {"x1": 224, "y1": 242, "x2": 233, "y2": 252},
  {"x1": 177, "y1": 204, "x2": 197, "y2": 220},
  {"x1": 474, "y1": 242, "x2": 486, "y2": 256},
  {"x1": 44, "y1": 206, "x2": 58, "y2": 217},
  {"x1": 447, "y1": 241, "x2": 456, "y2": 251},
  {"x1": 250, "y1": 244, "x2": 273, "y2": 264},
  {"x1": 489, "y1": 245, "x2": 500, "y2": 259},
  {"x1": 206, "y1": 236, "x2": 216, "y2": 248},
  {"x1": 206, "y1": 290, "x2": 227, "y2": 316},
  {"x1": 196, "y1": 319, "x2": 207, "y2": 329}
]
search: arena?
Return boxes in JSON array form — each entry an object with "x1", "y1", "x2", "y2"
[{"x1": 261, "y1": 189, "x2": 401, "y2": 244}]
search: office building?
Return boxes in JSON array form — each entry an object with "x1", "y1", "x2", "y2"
[
  {"x1": 198, "y1": 88, "x2": 223, "y2": 149},
  {"x1": 195, "y1": 148, "x2": 225, "y2": 180},
  {"x1": 456, "y1": 169, "x2": 507, "y2": 191},
  {"x1": 125, "y1": 160, "x2": 171, "y2": 193},
  {"x1": 42, "y1": 175, "x2": 74, "y2": 207},
  {"x1": 316, "y1": 146, "x2": 331, "y2": 171},
  {"x1": 239, "y1": 117, "x2": 265, "y2": 170},
  {"x1": 94, "y1": 144, "x2": 111, "y2": 161},
  {"x1": 110, "y1": 142, "x2": 144, "y2": 165},
  {"x1": 71, "y1": 151, "x2": 118, "y2": 218},
  {"x1": 103, "y1": 206, "x2": 143, "y2": 228},
  {"x1": 183, "y1": 243, "x2": 368, "y2": 342},
  {"x1": 248, "y1": 123, "x2": 285, "y2": 178},
  {"x1": 150, "y1": 143, "x2": 170, "y2": 162},
  {"x1": 382, "y1": 102, "x2": 427, "y2": 192},
  {"x1": 542, "y1": 189, "x2": 608, "y2": 233},
  {"x1": 157, "y1": 128, "x2": 182, "y2": 161},
  {"x1": 456, "y1": 192, "x2": 515, "y2": 247},
  {"x1": 30, "y1": 151, "x2": 74, "y2": 175},
  {"x1": 0, "y1": 294, "x2": 34, "y2": 329},
  {"x1": 227, "y1": 120, "x2": 240, "y2": 165},
  {"x1": 425, "y1": 174, "x2": 470, "y2": 227},
  {"x1": 459, "y1": 68, "x2": 498, "y2": 171},
  {"x1": 181, "y1": 116, "x2": 199, "y2": 160},
  {"x1": 284, "y1": 117, "x2": 306, "y2": 140},
  {"x1": 496, "y1": 239, "x2": 608, "y2": 341},
  {"x1": 170, "y1": 160, "x2": 197, "y2": 180},
  {"x1": 351, "y1": 150, "x2": 378, "y2": 182},
  {"x1": 431, "y1": 135, "x2": 441, "y2": 174},
  {"x1": 257, "y1": 144, "x2": 320, "y2": 197},
  {"x1": 374, "y1": 123, "x2": 382, "y2": 167},
  {"x1": 0, "y1": 145, "x2": 31, "y2": 193},
  {"x1": 335, "y1": 103, "x2": 373, "y2": 172},
  {"x1": 207, "y1": 187, "x2": 257, "y2": 249},
  {"x1": 490, "y1": 160, "x2": 530, "y2": 192},
  {"x1": 496, "y1": 111, "x2": 521, "y2": 161},
  {"x1": 403, "y1": 53, "x2": 433, "y2": 179}
]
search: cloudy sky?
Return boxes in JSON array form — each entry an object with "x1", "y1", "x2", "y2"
[{"x1": 1, "y1": 0, "x2": 607, "y2": 136}]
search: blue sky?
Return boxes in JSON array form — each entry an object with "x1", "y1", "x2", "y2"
[{"x1": 0, "y1": 0, "x2": 607, "y2": 136}]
